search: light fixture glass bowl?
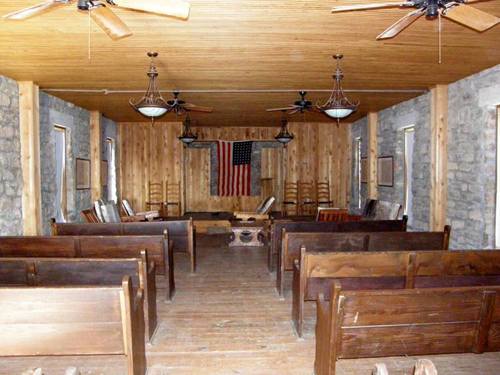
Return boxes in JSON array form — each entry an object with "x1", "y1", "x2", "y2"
[
  {"x1": 138, "y1": 106, "x2": 169, "y2": 118},
  {"x1": 324, "y1": 107, "x2": 355, "y2": 119}
]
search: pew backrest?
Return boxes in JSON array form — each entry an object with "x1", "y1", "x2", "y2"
[
  {"x1": 0, "y1": 252, "x2": 158, "y2": 342},
  {"x1": 0, "y1": 277, "x2": 146, "y2": 375},
  {"x1": 315, "y1": 283, "x2": 500, "y2": 375},
  {"x1": 52, "y1": 219, "x2": 196, "y2": 272},
  {"x1": 269, "y1": 217, "x2": 407, "y2": 271},
  {"x1": 277, "y1": 226, "x2": 448, "y2": 296}
]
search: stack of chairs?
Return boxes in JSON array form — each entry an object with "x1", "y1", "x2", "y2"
[{"x1": 282, "y1": 181, "x2": 335, "y2": 217}]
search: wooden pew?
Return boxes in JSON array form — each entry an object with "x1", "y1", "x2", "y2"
[
  {"x1": 52, "y1": 219, "x2": 196, "y2": 272},
  {"x1": 293, "y1": 248, "x2": 500, "y2": 337},
  {"x1": 269, "y1": 216, "x2": 407, "y2": 272},
  {"x1": 278, "y1": 226, "x2": 450, "y2": 296},
  {"x1": 315, "y1": 282, "x2": 500, "y2": 375},
  {"x1": 0, "y1": 235, "x2": 175, "y2": 301},
  {"x1": 0, "y1": 251, "x2": 157, "y2": 343},
  {"x1": 0, "y1": 277, "x2": 146, "y2": 375}
]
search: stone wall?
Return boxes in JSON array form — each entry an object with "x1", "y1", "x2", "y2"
[
  {"x1": 39, "y1": 92, "x2": 91, "y2": 234},
  {"x1": 0, "y1": 76, "x2": 23, "y2": 235},
  {"x1": 349, "y1": 117, "x2": 367, "y2": 211},
  {"x1": 377, "y1": 93, "x2": 431, "y2": 230},
  {"x1": 447, "y1": 64, "x2": 500, "y2": 248}
]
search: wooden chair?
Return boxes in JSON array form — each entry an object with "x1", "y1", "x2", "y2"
[
  {"x1": 298, "y1": 181, "x2": 317, "y2": 215},
  {"x1": 316, "y1": 207, "x2": 360, "y2": 222},
  {"x1": 282, "y1": 181, "x2": 299, "y2": 216},
  {"x1": 165, "y1": 182, "x2": 181, "y2": 216},
  {"x1": 146, "y1": 181, "x2": 165, "y2": 214},
  {"x1": 316, "y1": 181, "x2": 333, "y2": 207}
]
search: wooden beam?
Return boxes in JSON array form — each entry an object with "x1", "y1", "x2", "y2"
[
  {"x1": 367, "y1": 112, "x2": 378, "y2": 199},
  {"x1": 90, "y1": 111, "x2": 102, "y2": 202},
  {"x1": 430, "y1": 85, "x2": 448, "y2": 231},
  {"x1": 18, "y1": 81, "x2": 42, "y2": 235}
]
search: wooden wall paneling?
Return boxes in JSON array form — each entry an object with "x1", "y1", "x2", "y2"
[
  {"x1": 90, "y1": 111, "x2": 102, "y2": 202},
  {"x1": 430, "y1": 85, "x2": 449, "y2": 231},
  {"x1": 119, "y1": 124, "x2": 350, "y2": 213},
  {"x1": 18, "y1": 81, "x2": 42, "y2": 235},
  {"x1": 368, "y1": 112, "x2": 378, "y2": 199}
]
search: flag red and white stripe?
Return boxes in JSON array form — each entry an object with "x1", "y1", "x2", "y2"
[{"x1": 217, "y1": 141, "x2": 252, "y2": 196}]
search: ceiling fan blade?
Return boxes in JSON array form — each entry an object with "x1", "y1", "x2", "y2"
[
  {"x1": 90, "y1": 5, "x2": 133, "y2": 40},
  {"x1": 183, "y1": 103, "x2": 213, "y2": 113},
  {"x1": 110, "y1": 0, "x2": 190, "y2": 20},
  {"x1": 443, "y1": 4, "x2": 499, "y2": 32},
  {"x1": 376, "y1": 8, "x2": 425, "y2": 39},
  {"x1": 332, "y1": 2, "x2": 412, "y2": 13},
  {"x1": 3, "y1": 0, "x2": 66, "y2": 20},
  {"x1": 266, "y1": 106, "x2": 296, "y2": 112}
]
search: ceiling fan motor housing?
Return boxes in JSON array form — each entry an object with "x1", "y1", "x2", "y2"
[{"x1": 426, "y1": 0, "x2": 440, "y2": 19}]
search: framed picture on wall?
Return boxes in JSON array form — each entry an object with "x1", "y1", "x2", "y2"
[
  {"x1": 377, "y1": 156, "x2": 394, "y2": 187},
  {"x1": 360, "y1": 157, "x2": 368, "y2": 183},
  {"x1": 76, "y1": 158, "x2": 90, "y2": 190},
  {"x1": 101, "y1": 160, "x2": 108, "y2": 187}
]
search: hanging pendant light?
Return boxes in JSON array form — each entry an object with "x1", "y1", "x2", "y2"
[
  {"x1": 130, "y1": 52, "x2": 170, "y2": 119},
  {"x1": 275, "y1": 111, "x2": 294, "y2": 144},
  {"x1": 318, "y1": 54, "x2": 359, "y2": 120},
  {"x1": 178, "y1": 113, "x2": 198, "y2": 144}
]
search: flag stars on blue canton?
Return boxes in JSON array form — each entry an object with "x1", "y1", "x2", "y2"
[{"x1": 232, "y1": 141, "x2": 253, "y2": 165}]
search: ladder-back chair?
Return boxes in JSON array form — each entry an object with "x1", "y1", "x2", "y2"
[
  {"x1": 298, "y1": 181, "x2": 317, "y2": 216},
  {"x1": 282, "y1": 181, "x2": 299, "y2": 216},
  {"x1": 316, "y1": 181, "x2": 333, "y2": 208},
  {"x1": 146, "y1": 181, "x2": 165, "y2": 214},
  {"x1": 166, "y1": 182, "x2": 181, "y2": 216}
]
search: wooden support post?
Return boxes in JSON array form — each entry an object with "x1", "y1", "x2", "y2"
[
  {"x1": 18, "y1": 81, "x2": 42, "y2": 235},
  {"x1": 367, "y1": 112, "x2": 378, "y2": 199},
  {"x1": 90, "y1": 111, "x2": 102, "y2": 202},
  {"x1": 430, "y1": 85, "x2": 448, "y2": 231}
]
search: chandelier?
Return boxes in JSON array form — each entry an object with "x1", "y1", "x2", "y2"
[
  {"x1": 318, "y1": 54, "x2": 359, "y2": 120},
  {"x1": 178, "y1": 113, "x2": 198, "y2": 144},
  {"x1": 130, "y1": 52, "x2": 170, "y2": 119},
  {"x1": 274, "y1": 111, "x2": 294, "y2": 144}
]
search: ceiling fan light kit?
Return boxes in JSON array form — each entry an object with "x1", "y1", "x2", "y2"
[
  {"x1": 318, "y1": 54, "x2": 359, "y2": 120},
  {"x1": 129, "y1": 52, "x2": 170, "y2": 119}
]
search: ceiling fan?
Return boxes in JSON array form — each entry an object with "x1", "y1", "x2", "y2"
[
  {"x1": 331, "y1": 0, "x2": 499, "y2": 40},
  {"x1": 3, "y1": 0, "x2": 190, "y2": 40},
  {"x1": 167, "y1": 91, "x2": 214, "y2": 115},
  {"x1": 267, "y1": 91, "x2": 319, "y2": 115}
]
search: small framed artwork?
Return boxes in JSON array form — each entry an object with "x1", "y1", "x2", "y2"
[
  {"x1": 377, "y1": 156, "x2": 394, "y2": 187},
  {"x1": 76, "y1": 158, "x2": 91, "y2": 190},
  {"x1": 101, "y1": 160, "x2": 108, "y2": 186},
  {"x1": 360, "y1": 157, "x2": 368, "y2": 183}
]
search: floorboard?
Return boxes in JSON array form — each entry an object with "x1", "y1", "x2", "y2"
[{"x1": 2, "y1": 234, "x2": 500, "y2": 374}]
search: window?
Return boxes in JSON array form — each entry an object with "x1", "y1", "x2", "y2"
[
  {"x1": 105, "y1": 138, "x2": 118, "y2": 203},
  {"x1": 403, "y1": 126, "x2": 415, "y2": 222},
  {"x1": 54, "y1": 126, "x2": 67, "y2": 222},
  {"x1": 354, "y1": 137, "x2": 362, "y2": 209}
]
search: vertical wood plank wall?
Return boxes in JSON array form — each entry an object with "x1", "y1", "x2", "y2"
[
  {"x1": 118, "y1": 122, "x2": 350, "y2": 213},
  {"x1": 118, "y1": 122, "x2": 184, "y2": 212}
]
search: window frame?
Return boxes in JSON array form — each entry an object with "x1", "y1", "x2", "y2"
[
  {"x1": 54, "y1": 125, "x2": 67, "y2": 221},
  {"x1": 403, "y1": 125, "x2": 415, "y2": 217}
]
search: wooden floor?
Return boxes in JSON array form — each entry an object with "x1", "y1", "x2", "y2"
[{"x1": 3, "y1": 234, "x2": 500, "y2": 374}]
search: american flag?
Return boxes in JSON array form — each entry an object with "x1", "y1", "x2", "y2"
[{"x1": 217, "y1": 141, "x2": 253, "y2": 196}]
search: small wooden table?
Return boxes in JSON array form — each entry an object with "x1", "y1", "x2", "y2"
[{"x1": 229, "y1": 221, "x2": 265, "y2": 247}]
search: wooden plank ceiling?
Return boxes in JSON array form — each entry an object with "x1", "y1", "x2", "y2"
[{"x1": 0, "y1": 1, "x2": 499, "y2": 127}]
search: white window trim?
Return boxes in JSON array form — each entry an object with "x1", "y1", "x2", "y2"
[{"x1": 403, "y1": 126, "x2": 415, "y2": 216}]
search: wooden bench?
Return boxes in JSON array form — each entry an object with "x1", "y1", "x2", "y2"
[
  {"x1": 293, "y1": 248, "x2": 500, "y2": 337},
  {"x1": 0, "y1": 277, "x2": 146, "y2": 375},
  {"x1": 52, "y1": 219, "x2": 196, "y2": 272},
  {"x1": 315, "y1": 283, "x2": 500, "y2": 375},
  {"x1": 269, "y1": 217, "x2": 407, "y2": 272},
  {"x1": 0, "y1": 251, "x2": 157, "y2": 343},
  {"x1": 278, "y1": 226, "x2": 450, "y2": 296},
  {"x1": 0, "y1": 235, "x2": 175, "y2": 301}
]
